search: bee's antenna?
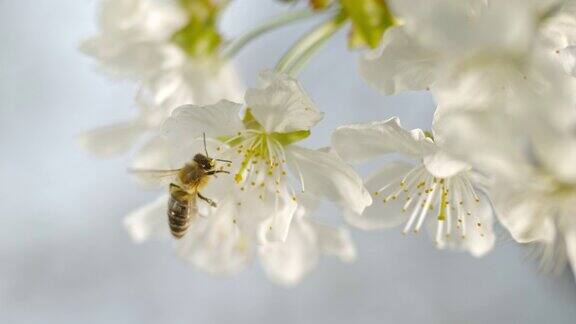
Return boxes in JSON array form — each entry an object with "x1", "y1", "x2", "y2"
[
  {"x1": 215, "y1": 158, "x2": 232, "y2": 163},
  {"x1": 203, "y1": 132, "x2": 209, "y2": 157}
]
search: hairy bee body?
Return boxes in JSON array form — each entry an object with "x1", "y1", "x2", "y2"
[
  {"x1": 167, "y1": 162, "x2": 210, "y2": 239},
  {"x1": 132, "y1": 149, "x2": 230, "y2": 240},
  {"x1": 177, "y1": 162, "x2": 210, "y2": 190},
  {"x1": 167, "y1": 154, "x2": 228, "y2": 239}
]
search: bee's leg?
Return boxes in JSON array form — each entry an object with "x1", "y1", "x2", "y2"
[
  {"x1": 197, "y1": 192, "x2": 217, "y2": 208},
  {"x1": 206, "y1": 170, "x2": 230, "y2": 176}
]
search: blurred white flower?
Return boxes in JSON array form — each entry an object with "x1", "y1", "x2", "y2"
[
  {"x1": 78, "y1": 0, "x2": 243, "y2": 159},
  {"x1": 435, "y1": 87, "x2": 576, "y2": 275},
  {"x1": 540, "y1": 1, "x2": 576, "y2": 76},
  {"x1": 161, "y1": 71, "x2": 371, "y2": 242},
  {"x1": 81, "y1": 0, "x2": 186, "y2": 79},
  {"x1": 359, "y1": 0, "x2": 576, "y2": 111},
  {"x1": 332, "y1": 117, "x2": 495, "y2": 257},
  {"x1": 81, "y1": 0, "x2": 242, "y2": 107},
  {"x1": 76, "y1": 61, "x2": 241, "y2": 160}
]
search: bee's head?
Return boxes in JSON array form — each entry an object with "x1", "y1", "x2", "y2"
[{"x1": 194, "y1": 153, "x2": 215, "y2": 170}]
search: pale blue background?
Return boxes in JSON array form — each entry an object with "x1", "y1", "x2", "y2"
[{"x1": 1, "y1": 1, "x2": 576, "y2": 323}]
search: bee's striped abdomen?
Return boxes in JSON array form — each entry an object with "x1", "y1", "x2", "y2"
[{"x1": 168, "y1": 184, "x2": 194, "y2": 239}]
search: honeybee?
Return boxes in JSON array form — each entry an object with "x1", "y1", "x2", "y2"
[{"x1": 131, "y1": 134, "x2": 231, "y2": 239}]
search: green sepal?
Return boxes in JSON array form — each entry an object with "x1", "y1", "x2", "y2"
[
  {"x1": 271, "y1": 130, "x2": 310, "y2": 145},
  {"x1": 171, "y1": 0, "x2": 223, "y2": 57},
  {"x1": 242, "y1": 108, "x2": 263, "y2": 131},
  {"x1": 217, "y1": 108, "x2": 311, "y2": 146},
  {"x1": 243, "y1": 108, "x2": 311, "y2": 144},
  {"x1": 340, "y1": 0, "x2": 394, "y2": 49}
]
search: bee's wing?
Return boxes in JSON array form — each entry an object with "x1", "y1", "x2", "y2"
[
  {"x1": 187, "y1": 194, "x2": 201, "y2": 219},
  {"x1": 129, "y1": 168, "x2": 181, "y2": 186}
]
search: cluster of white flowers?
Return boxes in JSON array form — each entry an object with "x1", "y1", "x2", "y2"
[
  {"x1": 358, "y1": 0, "x2": 576, "y2": 273},
  {"x1": 81, "y1": 0, "x2": 576, "y2": 285}
]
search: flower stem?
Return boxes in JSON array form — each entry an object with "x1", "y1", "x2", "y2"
[
  {"x1": 275, "y1": 12, "x2": 347, "y2": 77},
  {"x1": 221, "y1": 9, "x2": 319, "y2": 60}
]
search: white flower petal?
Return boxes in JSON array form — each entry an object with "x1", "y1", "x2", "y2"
[
  {"x1": 532, "y1": 131, "x2": 576, "y2": 184},
  {"x1": 258, "y1": 216, "x2": 319, "y2": 286},
  {"x1": 493, "y1": 191, "x2": 556, "y2": 244},
  {"x1": 77, "y1": 121, "x2": 146, "y2": 157},
  {"x1": 162, "y1": 100, "x2": 244, "y2": 142},
  {"x1": 308, "y1": 221, "x2": 356, "y2": 262},
  {"x1": 140, "y1": 61, "x2": 244, "y2": 111},
  {"x1": 248, "y1": 186, "x2": 298, "y2": 243},
  {"x1": 244, "y1": 71, "x2": 323, "y2": 133},
  {"x1": 332, "y1": 117, "x2": 435, "y2": 164},
  {"x1": 423, "y1": 151, "x2": 470, "y2": 178},
  {"x1": 130, "y1": 135, "x2": 172, "y2": 170},
  {"x1": 359, "y1": 27, "x2": 441, "y2": 95},
  {"x1": 390, "y1": 0, "x2": 535, "y2": 54},
  {"x1": 344, "y1": 161, "x2": 414, "y2": 230},
  {"x1": 124, "y1": 195, "x2": 169, "y2": 243},
  {"x1": 560, "y1": 45, "x2": 576, "y2": 76},
  {"x1": 433, "y1": 110, "x2": 532, "y2": 178},
  {"x1": 176, "y1": 200, "x2": 252, "y2": 275},
  {"x1": 80, "y1": 37, "x2": 170, "y2": 78},
  {"x1": 285, "y1": 146, "x2": 372, "y2": 215},
  {"x1": 97, "y1": 0, "x2": 184, "y2": 39},
  {"x1": 434, "y1": 193, "x2": 496, "y2": 257},
  {"x1": 81, "y1": 0, "x2": 185, "y2": 78},
  {"x1": 563, "y1": 228, "x2": 576, "y2": 281}
]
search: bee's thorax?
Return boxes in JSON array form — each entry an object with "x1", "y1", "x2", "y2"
[{"x1": 178, "y1": 163, "x2": 208, "y2": 188}]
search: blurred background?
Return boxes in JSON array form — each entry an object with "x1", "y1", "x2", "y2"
[{"x1": 2, "y1": 1, "x2": 576, "y2": 323}]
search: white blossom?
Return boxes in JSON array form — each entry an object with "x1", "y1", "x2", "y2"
[
  {"x1": 124, "y1": 191, "x2": 355, "y2": 285},
  {"x1": 332, "y1": 117, "x2": 495, "y2": 256},
  {"x1": 435, "y1": 73, "x2": 576, "y2": 274},
  {"x1": 161, "y1": 71, "x2": 370, "y2": 241},
  {"x1": 81, "y1": 0, "x2": 243, "y2": 108},
  {"x1": 359, "y1": 0, "x2": 576, "y2": 113},
  {"x1": 78, "y1": 0, "x2": 243, "y2": 161},
  {"x1": 123, "y1": 71, "x2": 365, "y2": 284}
]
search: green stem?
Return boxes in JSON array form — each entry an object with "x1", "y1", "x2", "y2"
[
  {"x1": 221, "y1": 9, "x2": 319, "y2": 60},
  {"x1": 275, "y1": 13, "x2": 347, "y2": 77}
]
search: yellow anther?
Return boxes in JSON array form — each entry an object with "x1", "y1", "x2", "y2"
[{"x1": 234, "y1": 173, "x2": 243, "y2": 183}]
